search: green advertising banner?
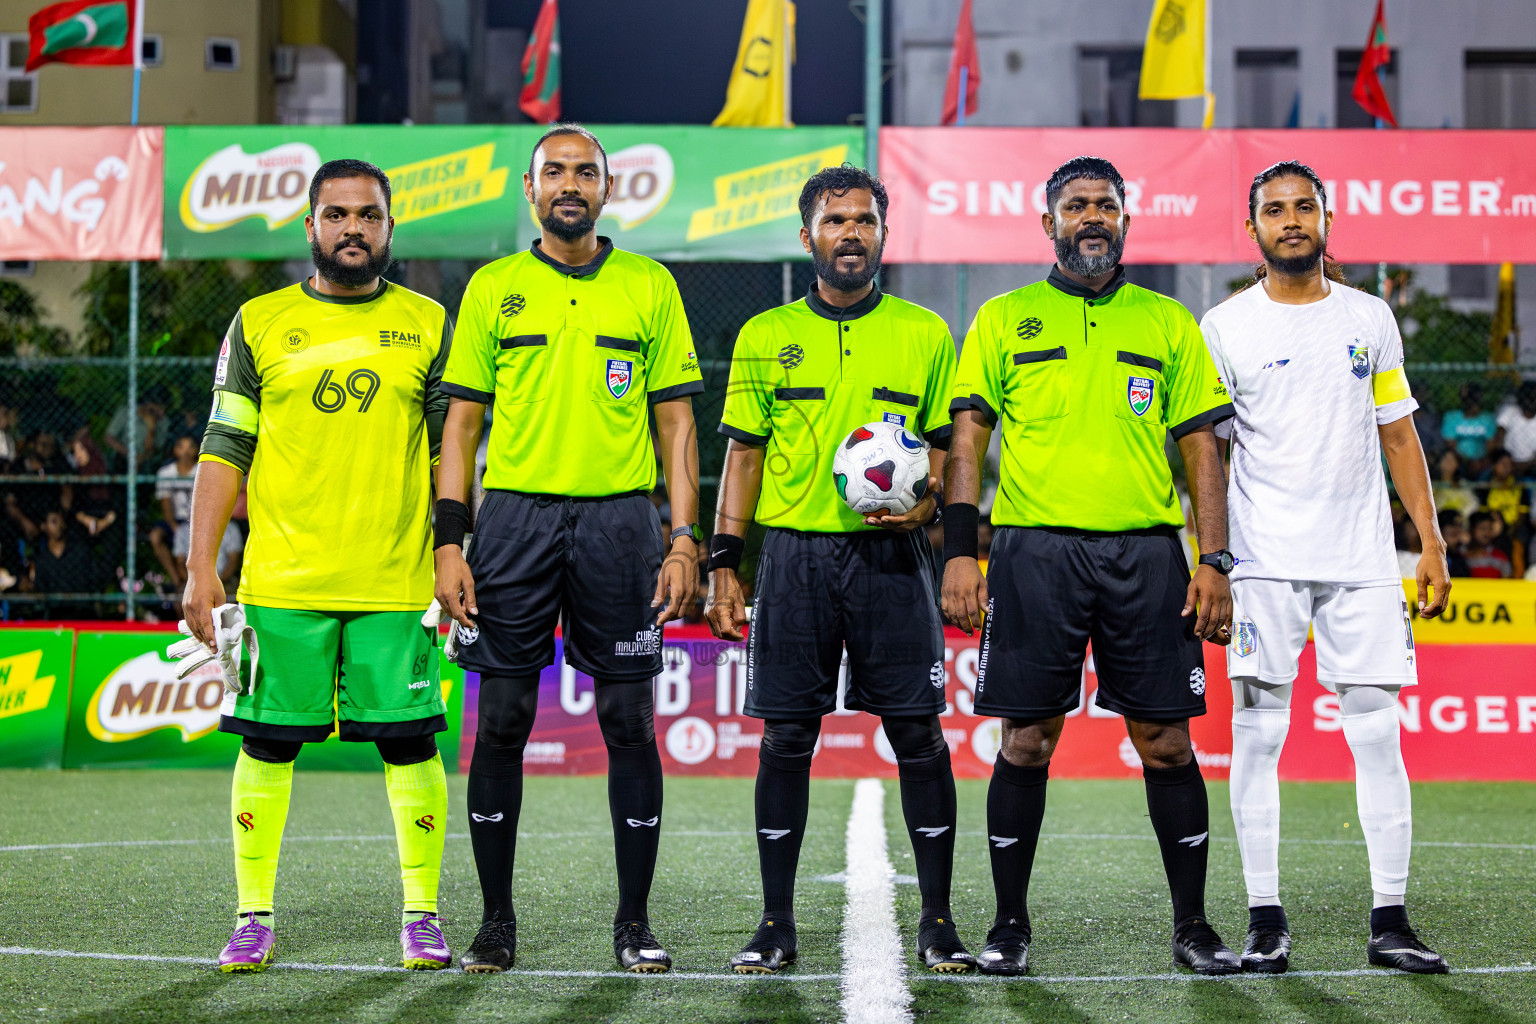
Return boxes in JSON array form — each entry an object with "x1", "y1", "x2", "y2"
[
  {"x1": 0, "y1": 629, "x2": 75, "y2": 769},
  {"x1": 63, "y1": 629, "x2": 463, "y2": 771},
  {"x1": 162, "y1": 125, "x2": 861, "y2": 262}
]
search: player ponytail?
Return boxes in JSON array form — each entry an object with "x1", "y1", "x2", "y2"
[{"x1": 1240, "y1": 159, "x2": 1352, "y2": 293}]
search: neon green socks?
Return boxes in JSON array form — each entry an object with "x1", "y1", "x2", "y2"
[
  {"x1": 384, "y1": 753, "x2": 448, "y2": 915},
  {"x1": 231, "y1": 751, "x2": 294, "y2": 916}
]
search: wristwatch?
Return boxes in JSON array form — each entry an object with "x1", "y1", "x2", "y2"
[
  {"x1": 1198, "y1": 549, "x2": 1236, "y2": 575},
  {"x1": 670, "y1": 523, "x2": 703, "y2": 544}
]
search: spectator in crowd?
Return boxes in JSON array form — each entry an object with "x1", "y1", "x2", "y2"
[
  {"x1": 1463, "y1": 511, "x2": 1513, "y2": 579},
  {"x1": 104, "y1": 384, "x2": 170, "y2": 468},
  {"x1": 1440, "y1": 382, "x2": 1499, "y2": 468},
  {"x1": 1438, "y1": 509, "x2": 1472, "y2": 577},
  {"x1": 149, "y1": 432, "x2": 199, "y2": 588},
  {"x1": 1494, "y1": 381, "x2": 1536, "y2": 477},
  {"x1": 1479, "y1": 448, "x2": 1531, "y2": 538},
  {"x1": 1394, "y1": 515, "x2": 1422, "y2": 579},
  {"x1": 68, "y1": 430, "x2": 118, "y2": 538},
  {"x1": 1431, "y1": 448, "x2": 1480, "y2": 515},
  {"x1": 25, "y1": 508, "x2": 105, "y2": 614},
  {"x1": 0, "y1": 402, "x2": 17, "y2": 469},
  {"x1": 5, "y1": 429, "x2": 73, "y2": 544}
]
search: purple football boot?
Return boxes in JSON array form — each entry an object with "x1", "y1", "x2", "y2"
[
  {"x1": 219, "y1": 913, "x2": 275, "y2": 973},
  {"x1": 401, "y1": 914, "x2": 452, "y2": 970}
]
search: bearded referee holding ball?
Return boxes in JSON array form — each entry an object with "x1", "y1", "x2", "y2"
[
  {"x1": 434, "y1": 124, "x2": 703, "y2": 974},
  {"x1": 943, "y1": 156, "x2": 1240, "y2": 976},
  {"x1": 709, "y1": 165, "x2": 974, "y2": 975},
  {"x1": 1202, "y1": 160, "x2": 1450, "y2": 974}
]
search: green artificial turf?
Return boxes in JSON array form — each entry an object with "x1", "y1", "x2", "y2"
[{"x1": 0, "y1": 770, "x2": 1531, "y2": 1023}]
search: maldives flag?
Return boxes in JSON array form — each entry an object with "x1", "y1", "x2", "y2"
[
  {"x1": 1351, "y1": 0, "x2": 1397, "y2": 127},
  {"x1": 25, "y1": 0, "x2": 139, "y2": 71},
  {"x1": 940, "y1": 0, "x2": 980, "y2": 126},
  {"x1": 519, "y1": 0, "x2": 560, "y2": 123}
]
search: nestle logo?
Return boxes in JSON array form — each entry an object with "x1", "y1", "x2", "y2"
[{"x1": 379, "y1": 329, "x2": 422, "y2": 350}]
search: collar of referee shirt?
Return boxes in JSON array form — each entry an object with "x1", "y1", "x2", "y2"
[
  {"x1": 1047, "y1": 263, "x2": 1128, "y2": 301},
  {"x1": 530, "y1": 236, "x2": 615, "y2": 278},
  {"x1": 805, "y1": 280, "x2": 884, "y2": 322}
]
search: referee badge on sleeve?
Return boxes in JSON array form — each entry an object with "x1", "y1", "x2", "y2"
[
  {"x1": 1127, "y1": 376, "x2": 1155, "y2": 417},
  {"x1": 606, "y1": 358, "x2": 633, "y2": 398}
]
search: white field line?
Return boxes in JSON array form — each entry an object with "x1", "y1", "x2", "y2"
[
  {"x1": 839, "y1": 778, "x2": 912, "y2": 1024},
  {"x1": 2, "y1": 946, "x2": 1530, "y2": 985},
  {"x1": 0, "y1": 830, "x2": 744, "y2": 853}
]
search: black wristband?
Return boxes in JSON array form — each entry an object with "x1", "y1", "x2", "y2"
[
  {"x1": 433, "y1": 498, "x2": 471, "y2": 550},
  {"x1": 706, "y1": 532, "x2": 745, "y2": 572},
  {"x1": 942, "y1": 502, "x2": 980, "y2": 562}
]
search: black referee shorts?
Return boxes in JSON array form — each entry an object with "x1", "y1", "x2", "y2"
[
  {"x1": 973, "y1": 526, "x2": 1207, "y2": 722},
  {"x1": 745, "y1": 526, "x2": 946, "y2": 719},
  {"x1": 455, "y1": 490, "x2": 664, "y2": 681}
]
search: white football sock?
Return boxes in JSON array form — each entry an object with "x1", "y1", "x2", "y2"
[
  {"x1": 1229, "y1": 705, "x2": 1291, "y2": 906},
  {"x1": 1340, "y1": 704, "x2": 1411, "y2": 899}
]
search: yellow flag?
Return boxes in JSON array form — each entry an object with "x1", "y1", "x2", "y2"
[
  {"x1": 713, "y1": 0, "x2": 795, "y2": 127},
  {"x1": 1139, "y1": 0, "x2": 1212, "y2": 126},
  {"x1": 1491, "y1": 262, "x2": 1518, "y2": 365}
]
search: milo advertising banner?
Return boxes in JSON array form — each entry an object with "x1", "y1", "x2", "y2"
[
  {"x1": 62, "y1": 629, "x2": 464, "y2": 771},
  {"x1": 0, "y1": 629, "x2": 75, "y2": 769},
  {"x1": 162, "y1": 125, "x2": 861, "y2": 261}
]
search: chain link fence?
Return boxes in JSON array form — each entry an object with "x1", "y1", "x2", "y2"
[{"x1": 0, "y1": 259, "x2": 1527, "y2": 619}]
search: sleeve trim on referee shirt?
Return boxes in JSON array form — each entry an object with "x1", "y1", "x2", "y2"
[
  {"x1": 949, "y1": 394, "x2": 998, "y2": 427},
  {"x1": 439, "y1": 381, "x2": 495, "y2": 404},
  {"x1": 926, "y1": 423, "x2": 954, "y2": 451},
  {"x1": 718, "y1": 422, "x2": 771, "y2": 446},
  {"x1": 1170, "y1": 403, "x2": 1235, "y2": 440},
  {"x1": 648, "y1": 380, "x2": 706, "y2": 403}
]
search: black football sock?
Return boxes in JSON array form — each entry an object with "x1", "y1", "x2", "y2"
[
  {"x1": 1143, "y1": 756, "x2": 1211, "y2": 928},
  {"x1": 1249, "y1": 904, "x2": 1289, "y2": 931},
  {"x1": 466, "y1": 738, "x2": 524, "y2": 923},
  {"x1": 755, "y1": 741, "x2": 813, "y2": 924},
  {"x1": 606, "y1": 740, "x2": 664, "y2": 925},
  {"x1": 898, "y1": 746, "x2": 957, "y2": 921},
  {"x1": 1370, "y1": 904, "x2": 1409, "y2": 935},
  {"x1": 987, "y1": 755, "x2": 1048, "y2": 939}
]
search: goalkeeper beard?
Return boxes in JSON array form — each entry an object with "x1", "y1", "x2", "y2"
[{"x1": 311, "y1": 234, "x2": 393, "y2": 289}]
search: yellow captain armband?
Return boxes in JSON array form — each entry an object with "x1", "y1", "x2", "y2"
[
  {"x1": 1372, "y1": 365, "x2": 1411, "y2": 407},
  {"x1": 209, "y1": 390, "x2": 259, "y2": 434},
  {"x1": 199, "y1": 453, "x2": 245, "y2": 472}
]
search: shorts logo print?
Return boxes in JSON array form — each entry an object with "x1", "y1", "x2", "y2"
[
  {"x1": 456, "y1": 624, "x2": 479, "y2": 646},
  {"x1": 1128, "y1": 376, "x2": 1155, "y2": 417},
  {"x1": 1189, "y1": 667, "x2": 1206, "y2": 695},
  {"x1": 930, "y1": 661, "x2": 946, "y2": 690},
  {"x1": 606, "y1": 359, "x2": 633, "y2": 399},
  {"x1": 1349, "y1": 342, "x2": 1370, "y2": 379},
  {"x1": 615, "y1": 627, "x2": 660, "y2": 657},
  {"x1": 1234, "y1": 620, "x2": 1257, "y2": 658}
]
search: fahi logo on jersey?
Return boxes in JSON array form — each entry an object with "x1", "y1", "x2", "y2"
[
  {"x1": 1349, "y1": 343, "x2": 1370, "y2": 379},
  {"x1": 1234, "y1": 620, "x2": 1258, "y2": 658},
  {"x1": 379, "y1": 329, "x2": 422, "y2": 351},
  {"x1": 606, "y1": 359, "x2": 633, "y2": 399},
  {"x1": 1127, "y1": 376, "x2": 1155, "y2": 417}
]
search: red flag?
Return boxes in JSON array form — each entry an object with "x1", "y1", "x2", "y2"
[
  {"x1": 1352, "y1": 0, "x2": 1397, "y2": 127},
  {"x1": 941, "y1": 0, "x2": 980, "y2": 126},
  {"x1": 519, "y1": 0, "x2": 561, "y2": 123},
  {"x1": 25, "y1": 0, "x2": 138, "y2": 72}
]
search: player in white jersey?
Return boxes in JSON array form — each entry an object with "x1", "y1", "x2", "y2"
[{"x1": 1200, "y1": 161, "x2": 1451, "y2": 975}]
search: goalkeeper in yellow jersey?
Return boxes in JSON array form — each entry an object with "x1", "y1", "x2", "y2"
[{"x1": 179, "y1": 160, "x2": 454, "y2": 973}]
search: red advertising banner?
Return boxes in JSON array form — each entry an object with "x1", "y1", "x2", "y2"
[
  {"x1": 879, "y1": 127, "x2": 1536, "y2": 265},
  {"x1": 0, "y1": 127, "x2": 164, "y2": 260},
  {"x1": 463, "y1": 625, "x2": 1536, "y2": 783}
]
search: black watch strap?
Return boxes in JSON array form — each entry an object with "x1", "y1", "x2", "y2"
[
  {"x1": 671, "y1": 523, "x2": 702, "y2": 544},
  {"x1": 1198, "y1": 549, "x2": 1236, "y2": 575}
]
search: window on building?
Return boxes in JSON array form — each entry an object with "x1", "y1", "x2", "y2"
[
  {"x1": 1465, "y1": 51, "x2": 1536, "y2": 128},
  {"x1": 1234, "y1": 49, "x2": 1299, "y2": 128},
  {"x1": 1448, "y1": 265, "x2": 1492, "y2": 300},
  {"x1": 1336, "y1": 48, "x2": 1398, "y2": 128},
  {"x1": 141, "y1": 34, "x2": 162, "y2": 68},
  {"x1": 1078, "y1": 48, "x2": 1176, "y2": 127},
  {"x1": 1, "y1": 35, "x2": 39, "y2": 113},
  {"x1": 0, "y1": 260, "x2": 36, "y2": 278},
  {"x1": 206, "y1": 37, "x2": 239, "y2": 72}
]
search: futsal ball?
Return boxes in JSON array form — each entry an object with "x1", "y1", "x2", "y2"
[{"x1": 832, "y1": 421, "x2": 931, "y2": 516}]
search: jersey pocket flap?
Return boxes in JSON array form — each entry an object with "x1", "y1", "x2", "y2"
[
  {"x1": 500, "y1": 334, "x2": 548, "y2": 349},
  {"x1": 595, "y1": 335, "x2": 642, "y2": 353},
  {"x1": 775, "y1": 387, "x2": 826, "y2": 400},
  {"x1": 1014, "y1": 347, "x2": 1067, "y2": 365},
  {"x1": 872, "y1": 387, "x2": 919, "y2": 407}
]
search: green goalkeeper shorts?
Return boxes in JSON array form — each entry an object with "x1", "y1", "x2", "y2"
[{"x1": 218, "y1": 605, "x2": 446, "y2": 742}]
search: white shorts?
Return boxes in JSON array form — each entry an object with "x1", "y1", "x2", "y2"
[{"x1": 1228, "y1": 578, "x2": 1417, "y2": 690}]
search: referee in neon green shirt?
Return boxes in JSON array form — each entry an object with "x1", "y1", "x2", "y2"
[
  {"x1": 433, "y1": 125, "x2": 703, "y2": 975},
  {"x1": 708, "y1": 165, "x2": 975, "y2": 975},
  {"x1": 943, "y1": 157, "x2": 1239, "y2": 977}
]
